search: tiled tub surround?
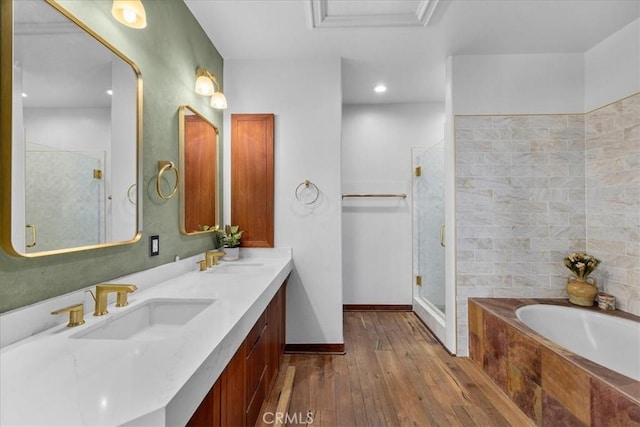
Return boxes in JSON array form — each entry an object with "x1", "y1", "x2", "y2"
[
  {"x1": 469, "y1": 298, "x2": 640, "y2": 426},
  {"x1": 0, "y1": 248, "x2": 293, "y2": 426},
  {"x1": 586, "y1": 94, "x2": 640, "y2": 315},
  {"x1": 455, "y1": 92, "x2": 640, "y2": 355}
]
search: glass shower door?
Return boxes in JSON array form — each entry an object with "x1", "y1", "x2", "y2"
[
  {"x1": 413, "y1": 144, "x2": 446, "y2": 316},
  {"x1": 25, "y1": 148, "x2": 104, "y2": 252}
]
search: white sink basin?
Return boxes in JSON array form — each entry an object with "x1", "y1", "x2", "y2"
[
  {"x1": 212, "y1": 263, "x2": 267, "y2": 274},
  {"x1": 71, "y1": 298, "x2": 214, "y2": 341}
]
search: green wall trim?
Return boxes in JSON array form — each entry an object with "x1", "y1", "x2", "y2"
[{"x1": 0, "y1": 0, "x2": 224, "y2": 312}]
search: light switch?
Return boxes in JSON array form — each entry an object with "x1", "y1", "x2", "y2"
[{"x1": 150, "y1": 235, "x2": 159, "y2": 256}]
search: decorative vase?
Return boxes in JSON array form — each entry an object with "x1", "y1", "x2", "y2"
[
  {"x1": 566, "y1": 275, "x2": 597, "y2": 306},
  {"x1": 223, "y1": 247, "x2": 239, "y2": 261}
]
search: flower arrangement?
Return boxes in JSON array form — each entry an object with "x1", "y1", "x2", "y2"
[{"x1": 563, "y1": 252, "x2": 600, "y2": 280}]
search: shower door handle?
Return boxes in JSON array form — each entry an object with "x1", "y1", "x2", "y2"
[
  {"x1": 26, "y1": 224, "x2": 37, "y2": 248},
  {"x1": 439, "y1": 224, "x2": 445, "y2": 247}
]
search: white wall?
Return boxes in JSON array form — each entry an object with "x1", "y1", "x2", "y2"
[
  {"x1": 224, "y1": 58, "x2": 344, "y2": 345},
  {"x1": 342, "y1": 103, "x2": 444, "y2": 305},
  {"x1": 451, "y1": 53, "x2": 585, "y2": 115},
  {"x1": 24, "y1": 108, "x2": 110, "y2": 152},
  {"x1": 585, "y1": 18, "x2": 640, "y2": 111}
]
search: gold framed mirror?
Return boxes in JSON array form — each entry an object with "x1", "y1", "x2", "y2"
[
  {"x1": 178, "y1": 105, "x2": 220, "y2": 235},
  {"x1": 0, "y1": 0, "x2": 142, "y2": 257}
]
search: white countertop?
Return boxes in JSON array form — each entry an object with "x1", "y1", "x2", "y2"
[{"x1": 0, "y1": 248, "x2": 293, "y2": 426}]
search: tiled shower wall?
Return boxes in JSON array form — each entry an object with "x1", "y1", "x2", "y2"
[
  {"x1": 586, "y1": 94, "x2": 640, "y2": 314},
  {"x1": 455, "y1": 93, "x2": 640, "y2": 354},
  {"x1": 454, "y1": 114, "x2": 586, "y2": 354}
]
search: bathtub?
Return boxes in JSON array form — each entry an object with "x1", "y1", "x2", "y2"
[
  {"x1": 516, "y1": 304, "x2": 640, "y2": 381},
  {"x1": 468, "y1": 298, "x2": 640, "y2": 425}
]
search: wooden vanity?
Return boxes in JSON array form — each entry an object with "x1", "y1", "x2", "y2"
[{"x1": 188, "y1": 283, "x2": 286, "y2": 427}]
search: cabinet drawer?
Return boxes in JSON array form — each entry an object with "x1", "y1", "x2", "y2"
[
  {"x1": 246, "y1": 364, "x2": 267, "y2": 427},
  {"x1": 245, "y1": 322, "x2": 267, "y2": 400},
  {"x1": 245, "y1": 310, "x2": 266, "y2": 351}
]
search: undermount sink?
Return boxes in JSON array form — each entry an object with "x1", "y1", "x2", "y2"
[
  {"x1": 212, "y1": 263, "x2": 267, "y2": 274},
  {"x1": 71, "y1": 298, "x2": 215, "y2": 341}
]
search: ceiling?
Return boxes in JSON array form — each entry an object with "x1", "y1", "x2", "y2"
[{"x1": 186, "y1": 0, "x2": 639, "y2": 105}]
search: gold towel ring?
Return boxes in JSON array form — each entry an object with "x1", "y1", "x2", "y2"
[
  {"x1": 295, "y1": 180, "x2": 320, "y2": 205},
  {"x1": 127, "y1": 184, "x2": 137, "y2": 205},
  {"x1": 156, "y1": 161, "x2": 179, "y2": 200}
]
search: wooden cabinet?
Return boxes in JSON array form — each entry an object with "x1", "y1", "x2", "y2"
[
  {"x1": 221, "y1": 343, "x2": 245, "y2": 427},
  {"x1": 231, "y1": 114, "x2": 274, "y2": 248},
  {"x1": 187, "y1": 281, "x2": 287, "y2": 427},
  {"x1": 245, "y1": 312, "x2": 268, "y2": 426},
  {"x1": 266, "y1": 285, "x2": 286, "y2": 389},
  {"x1": 186, "y1": 378, "x2": 221, "y2": 427}
]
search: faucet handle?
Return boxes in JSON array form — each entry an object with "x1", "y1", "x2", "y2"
[
  {"x1": 51, "y1": 303, "x2": 85, "y2": 327},
  {"x1": 206, "y1": 250, "x2": 225, "y2": 267}
]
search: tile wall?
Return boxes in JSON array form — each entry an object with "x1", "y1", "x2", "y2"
[
  {"x1": 455, "y1": 113, "x2": 587, "y2": 353},
  {"x1": 455, "y1": 93, "x2": 640, "y2": 354},
  {"x1": 586, "y1": 94, "x2": 640, "y2": 314}
]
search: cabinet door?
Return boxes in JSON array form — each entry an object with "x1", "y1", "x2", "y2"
[
  {"x1": 231, "y1": 114, "x2": 274, "y2": 247},
  {"x1": 186, "y1": 377, "x2": 221, "y2": 427},
  {"x1": 245, "y1": 323, "x2": 268, "y2": 427},
  {"x1": 222, "y1": 345, "x2": 246, "y2": 427},
  {"x1": 266, "y1": 284, "x2": 284, "y2": 389}
]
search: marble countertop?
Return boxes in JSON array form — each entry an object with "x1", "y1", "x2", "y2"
[{"x1": 0, "y1": 248, "x2": 293, "y2": 426}]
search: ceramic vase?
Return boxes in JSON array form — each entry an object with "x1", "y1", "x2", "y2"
[
  {"x1": 223, "y1": 247, "x2": 239, "y2": 261},
  {"x1": 566, "y1": 275, "x2": 597, "y2": 306}
]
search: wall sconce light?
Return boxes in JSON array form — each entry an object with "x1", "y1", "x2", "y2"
[
  {"x1": 195, "y1": 68, "x2": 228, "y2": 109},
  {"x1": 112, "y1": 0, "x2": 147, "y2": 29}
]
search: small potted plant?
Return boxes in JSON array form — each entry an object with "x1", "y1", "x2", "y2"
[
  {"x1": 220, "y1": 225, "x2": 243, "y2": 261},
  {"x1": 563, "y1": 252, "x2": 600, "y2": 306}
]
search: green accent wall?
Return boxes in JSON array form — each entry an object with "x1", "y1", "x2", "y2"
[{"x1": 0, "y1": 0, "x2": 223, "y2": 312}]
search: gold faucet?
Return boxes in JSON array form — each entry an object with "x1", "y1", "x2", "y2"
[
  {"x1": 93, "y1": 284, "x2": 137, "y2": 316},
  {"x1": 205, "y1": 250, "x2": 225, "y2": 268},
  {"x1": 51, "y1": 303, "x2": 85, "y2": 327}
]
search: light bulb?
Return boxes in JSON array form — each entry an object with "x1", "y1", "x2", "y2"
[
  {"x1": 210, "y1": 92, "x2": 228, "y2": 109},
  {"x1": 195, "y1": 75, "x2": 215, "y2": 96},
  {"x1": 112, "y1": 0, "x2": 147, "y2": 29},
  {"x1": 123, "y1": 8, "x2": 137, "y2": 24},
  {"x1": 374, "y1": 84, "x2": 387, "y2": 93}
]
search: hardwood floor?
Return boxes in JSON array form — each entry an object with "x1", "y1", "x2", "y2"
[{"x1": 259, "y1": 311, "x2": 533, "y2": 426}]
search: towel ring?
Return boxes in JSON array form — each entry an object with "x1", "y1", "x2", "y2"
[
  {"x1": 295, "y1": 180, "x2": 320, "y2": 205},
  {"x1": 127, "y1": 184, "x2": 137, "y2": 205},
  {"x1": 156, "y1": 161, "x2": 179, "y2": 200}
]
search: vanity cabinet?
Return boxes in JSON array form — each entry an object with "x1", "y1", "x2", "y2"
[
  {"x1": 187, "y1": 378, "x2": 221, "y2": 427},
  {"x1": 188, "y1": 282, "x2": 286, "y2": 427}
]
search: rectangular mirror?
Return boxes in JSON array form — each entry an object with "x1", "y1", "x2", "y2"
[
  {"x1": 0, "y1": 0, "x2": 142, "y2": 257},
  {"x1": 178, "y1": 105, "x2": 220, "y2": 235}
]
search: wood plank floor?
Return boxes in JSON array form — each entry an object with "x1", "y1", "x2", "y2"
[{"x1": 259, "y1": 311, "x2": 533, "y2": 427}]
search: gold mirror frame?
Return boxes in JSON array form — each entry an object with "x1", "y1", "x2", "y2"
[
  {"x1": 178, "y1": 105, "x2": 220, "y2": 235},
  {"x1": 0, "y1": 0, "x2": 143, "y2": 257}
]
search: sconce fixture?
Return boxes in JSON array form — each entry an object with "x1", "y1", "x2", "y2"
[
  {"x1": 195, "y1": 68, "x2": 228, "y2": 109},
  {"x1": 112, "y1": 0, "x2": 147, "y2": 29}
]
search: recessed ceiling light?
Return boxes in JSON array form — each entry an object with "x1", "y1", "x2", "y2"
[
  {"x1": 373, "y1": 84, "x2": 387, "y2": 93},
  {"x1": 106, "y1": 89, "x2": 113, "y2": 96},
  {"x1": 21, "y1": 92, "x2": 28, "y2": 98}
]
